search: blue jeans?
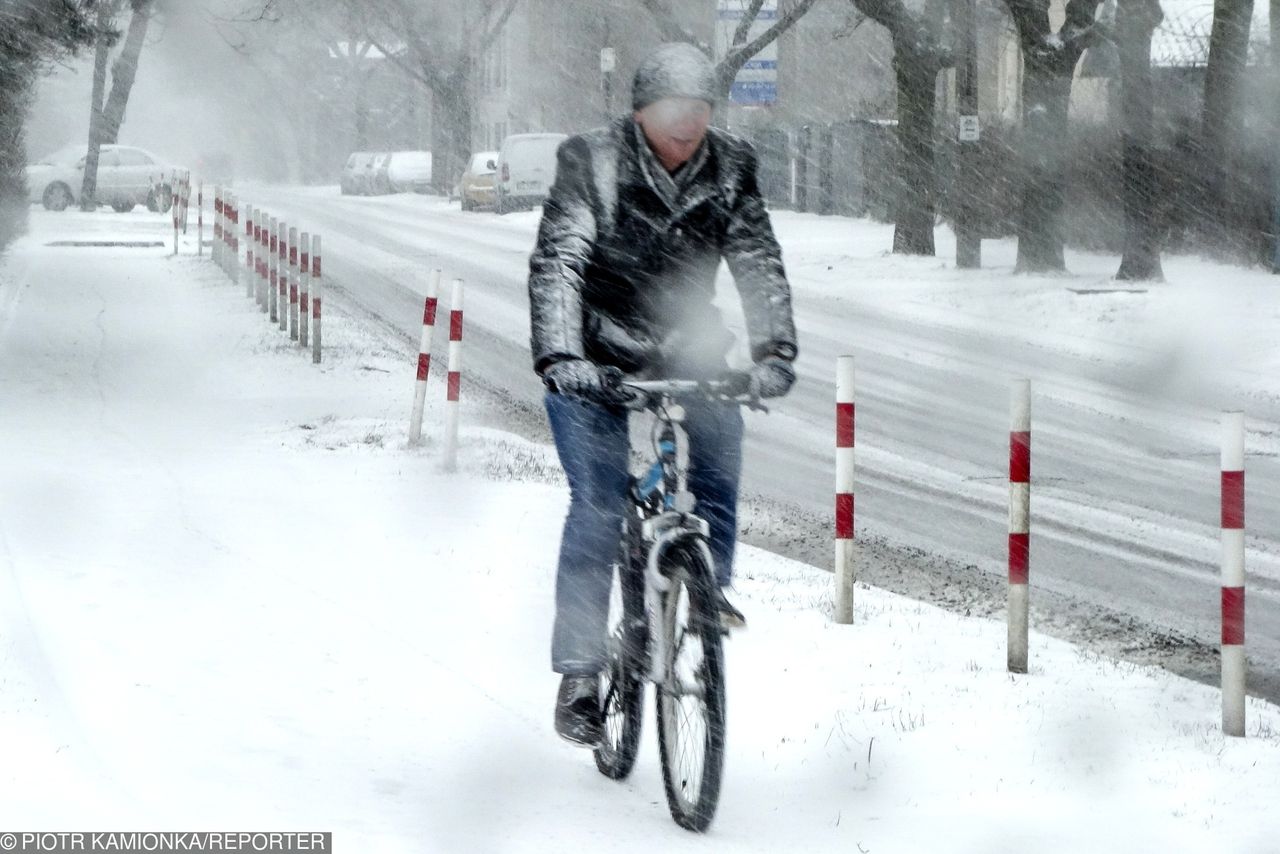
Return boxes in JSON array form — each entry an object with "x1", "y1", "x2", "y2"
[{"x1": 545, "y1": 392, "x2": 743, "y2": 675}]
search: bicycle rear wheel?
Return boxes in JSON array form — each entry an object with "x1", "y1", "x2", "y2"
[
  {"x1": 594, "y1": 529, "x2": 646, "y2": 780},
  {"x1": 655, "y1": 541, "x2": 726, "y2": 832}
]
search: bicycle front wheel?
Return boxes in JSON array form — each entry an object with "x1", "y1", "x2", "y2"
[
  {"x1": 655, "y1": 541, "x2": 726, "y2": 832},
  {"x1": 594, "y1": 541, "x2": 646, "y2": 780}
]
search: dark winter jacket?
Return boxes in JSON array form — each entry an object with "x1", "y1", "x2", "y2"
[{"x1": 527, "y1": 117, "x2": 797, "y2": 379}]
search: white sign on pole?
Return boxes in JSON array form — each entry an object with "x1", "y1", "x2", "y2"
[
  {"x1": 959, "y1": 114, "x2": 981, "y2": 142},
  {"x1": 600, "y1": 47, "x2": 616, "y2": 73},
  {"x1": 716, "y1": 0, "x2": 778, "y2": 106}
]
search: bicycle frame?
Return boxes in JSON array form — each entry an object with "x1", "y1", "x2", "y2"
[{"x1": 624, "y1": 383, "x2": 726, "y2": 685}]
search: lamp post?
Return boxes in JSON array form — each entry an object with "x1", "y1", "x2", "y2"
[
  {"x1": 956, "y1": 0, "x2": 981, "y2": 269},
  {"x1": 601, "y1": 41, "x2": 616, "y2": 122}
]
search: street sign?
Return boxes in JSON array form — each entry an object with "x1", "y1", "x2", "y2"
[
  {"x1": 599, "y1": 47, "x2": 616, "y2": 73},
  {"x1": 716, "y1": 0, "x2": 778, "y2": 106},
  {"x1": 959, "y1": 114, "x2": 981, "y2": 142}
]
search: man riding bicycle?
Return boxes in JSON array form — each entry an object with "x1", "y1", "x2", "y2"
[{"x1": 527, "y1": 43, "x2": 799, "y2": 746}]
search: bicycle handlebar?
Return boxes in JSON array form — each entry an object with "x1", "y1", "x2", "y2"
[{"x1": 619, "y1": 372, "x2": 768, "y2": 413}]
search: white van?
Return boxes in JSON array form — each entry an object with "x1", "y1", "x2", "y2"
[{"x1": 494, "y1": 133, "x2": 567, "y2": 214}]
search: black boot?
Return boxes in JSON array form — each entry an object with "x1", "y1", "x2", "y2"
[{"x1": 555, "y1": 674, "x2": 602, "y2": 747}]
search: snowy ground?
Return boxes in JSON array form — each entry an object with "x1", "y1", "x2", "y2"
[{"x1": 2, "y1": 210, "x2": 1279, "y2": 850}]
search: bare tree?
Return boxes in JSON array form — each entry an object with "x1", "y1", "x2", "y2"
[
  {"x1": 80, "y1": 1, "x2": 115, "y2": 210},
  {"x1": 1114, "y1": 0, "x2": 1164, "y2": 281},
  {"x1": 352, "y1": 0, "x2": 519, "y2": 191},
  {"x1": 847, "y1": 0, "x2": 954, "y2": 255},
  {"x1": 0, "y1": 0, "x2": 97, "y2": 248},
  {"x1": 99, "y1": 0, "x2": 158, "y2": 144},
  {"x1": 1200, "y1": 0, "x2": 1255, "y2": 257},
  {"x1": 1002, "y1": 0, "x2": 1106, "y2": 272}
]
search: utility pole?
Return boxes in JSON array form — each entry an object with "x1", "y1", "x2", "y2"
[
  {"x1": 601, "y1": 18, "x2": 616, "y2": 123},
  {"x1": 955, "y1": 0, "x2": 982, "y2": 268}
]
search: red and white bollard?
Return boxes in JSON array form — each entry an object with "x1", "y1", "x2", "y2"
[
  {"x1": 408, "y1": 269, "x2": 443, "y2": 446},
  {"x1": 1221, "y1": 410, "x2": 1246, "y2": 737},
  {"x1": 277, "y1": 220, "x2": 288, "y2": 332},
  {"x1": 203, "y1": 183, "x2": 210, "y2": 259},
  {"x1": 288, "y1": 226, "x2": 299, "y2": 340},
  {"x1": 172, "y1": 175, "x2": 180, "y2": 255},
  {"x1": 299, "y1": 233, "x2": 310, "y2": 348},
  {"x1": 256, "y1": 214, "x2": 267, "y2": 309},
  {"x1": 310, "y1": 235, "x2": 322, "y2": 364},
  {"x1": 228, "y1": 195, "x2": 238, "y2": 281},
  {"x1": 263, "y1": 215, "x2": 273, "y2": 314},
  {"x1": 269, "y1": 217, "x2": 280, "y2": 321},
  {"x1": 443, "y1": 278, "x2": 464, "y2": 471},
  {"x1": 834, "y1": 355, "x2": 856, "y2": 624},
  {"x1": 244, "y1": 204, "x2": 255, "y2": 298},
  {"x1": 1008, "y1": 379, "x2": 1031, "y2": 674}
]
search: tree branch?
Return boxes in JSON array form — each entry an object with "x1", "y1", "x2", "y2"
[
  {"x1": 636, "y1": 0, "x2": 709, "y2": 49},
  {"x1": 722, "y1": 0, "x2": 819, "y2": 70},
  {"x1": 732, "y1": 0, "x2": 767, "y2": 47},
  {"x1": 478, "y1": 0, "x2": 518, "y2": 52}
]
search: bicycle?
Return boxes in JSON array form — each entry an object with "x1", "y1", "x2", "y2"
[{"x1": 591, "y1": 375, "x2": 763, "y2": 833}]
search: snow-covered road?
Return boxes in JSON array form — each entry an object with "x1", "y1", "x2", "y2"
[
  {"x1": 3, "y1": 210, "x2": 1278, "y2": 850},
  {"x1": 247, "y1": 186, "x2": 1280, "y2": 702}
]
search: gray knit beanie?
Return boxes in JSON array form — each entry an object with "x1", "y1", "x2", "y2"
[{"x1": 632, "y1": 43, "x2": 719, "y2": 111}]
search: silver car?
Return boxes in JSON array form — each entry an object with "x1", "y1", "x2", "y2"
[{"x1": 26, "y1": 144, "x2": 181, "y2": 212}]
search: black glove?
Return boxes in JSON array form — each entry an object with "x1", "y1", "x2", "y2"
[
  {"x1": 542, "y1": 359, "x2": 626, "y2": 404},
  {"x1": 747, "y1": 355, "x2": 796, "y2": 399}
]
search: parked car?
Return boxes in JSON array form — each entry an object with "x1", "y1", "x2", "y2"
[
  {"x1": 494, "y1": 133, "x2": 566, "y2": 214},
  {"x1": 459, "y1": 151, "x2": 499, "y2": 211},
  {"x1": 26, "y1": 143, "x2": 180, "y2": 212},
  {"x1": 386, "y1": 150, "x2": 433, "y2": 193},
  {"x1": 340, "y1": 151, "x2": 371, "y2": 195}
]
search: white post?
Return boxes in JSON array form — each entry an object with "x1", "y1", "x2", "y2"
[
  {"x1": 443, "y1": 278, "x2": 464, "y2": 471},
  {"x1": 172, "y1": 175, "x2": 179, "y2": 255},
  {"x1": 1222, "y1": 410, "x2": 1246, "y2": 737},
  {"x1": 257, "y1": 215, "x2": 268, "y2": 310},
  {"x1": 201, "y1": 183, "x2": 208, "y2": 259},
  {"x1": 277, "y1": 220, "x2": 288, "y2": 333},
  {"x1": 244, "y1": 205, "x2": 255, "y2": 298},
  {"x1": 288, "y1": 226, "x2": 299, "y2": 340},
  {"x1": 834, "y1": 355, "x2": 855, "y2": 624},
  {"x1": 1008, "y1": 379, "x2": 1031, "y2": 674},
  {"x1": 299, "y1": 233, "x2": 310, "y2": 348},
  {"x1": 310, "y1": 235, "x2": 322, "y2": 364},
  {"x1": 409, "y1": 270, "x2": 443, "y2": 446},
  {"x1": 268, "y1": 216, "x2": 279, "y2": 321}
]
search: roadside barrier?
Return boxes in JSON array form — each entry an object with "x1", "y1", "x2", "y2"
[
  {"x1": 299, "y1": 233, "x2": 311, "y2": 349},
  {"x1": 171, "y1": 170, "x2": 190, "y2": 254},
  {"x1": 310, "y1": 234, "x2": 322, "y2": 363},
  {"x1": 1222, "y1": 411, "x2": 1246, "y2": 737},
  {"x1": 201, "y1": 195, "x2": 324, "y2": 363},
  {"x1": 443, "y1": 278, "x2": 464, "y2": 471},
  {"x1": 277, "y1": 220, "x2": 288, "y2": 333},
  {"x1": 288, "y1": 226, "x2": 299, "y2": 340},
  {"x1": 834, "y1": 355, "x2": 855, "y2": 624},
  {"x1": 1008, "y1": 379, "x2": 1031, "y2": 674},
  {"x1": 202, "y1": 183, "x2": 208, "y2": 259},
  {"x1": 408, "y1": 269, "x2": 442, "y2": 446}
]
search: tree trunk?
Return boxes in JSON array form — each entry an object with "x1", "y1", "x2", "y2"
[
  {"x1": 1115, "y1": 0, "x2": 1164, "y2": 281},
  {"x1": 430, "y1": 65, "x2": 472, "y2": 194},
  {"x1": 1200, "y1": 0, "x2": 1255, "y2": 255},
  {"x1": 1014, "y1": 54, "x2": 1074, "y2": 272},
  {"x1": 98, "y1": 1, "x2": 152, "y2": 145},
  {"x1": 79, "y1": 7, "x2": 112, "y2": 212},
  {"x1": 354, "y1": 69, "x2": 370, "y2": 150},
  {"x1": 892, "y1": 44, "x2": 941, "y2": 255}
]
